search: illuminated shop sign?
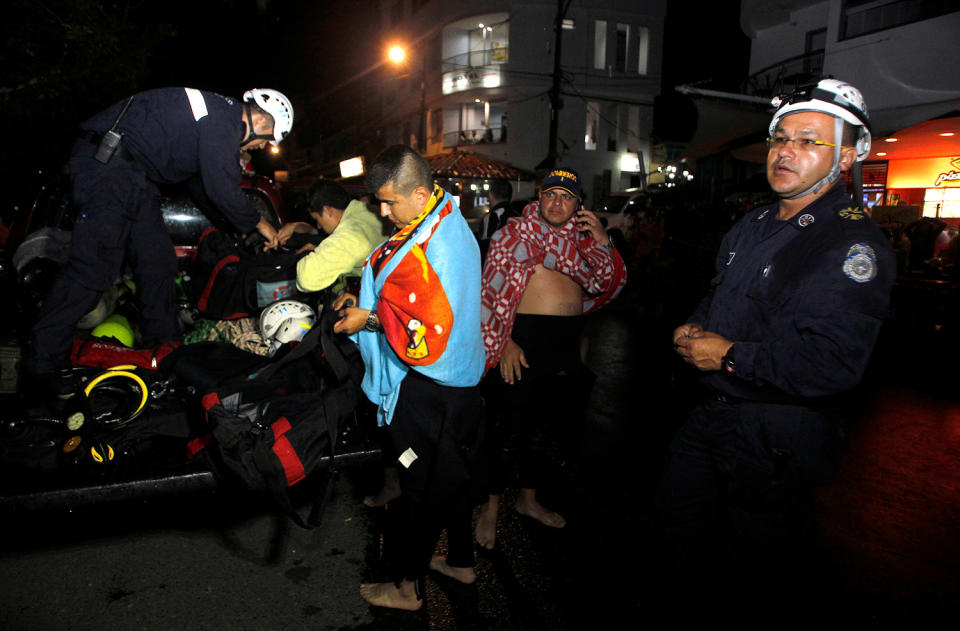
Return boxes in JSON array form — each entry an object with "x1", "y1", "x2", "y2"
[
  {"x1": 887, "y1": 156, "x2": 960, "y2": 189},
  {"x1": 935, "y1": 157, "x2": 960, "y2": 186},
  {"x1": 442, "y1": 68, "x2": 501, "y2": 95}
]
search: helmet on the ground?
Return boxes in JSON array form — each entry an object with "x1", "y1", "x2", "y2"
[
  {"x1": 259, "y1": 300, "x2": 315, "y2": 353},
  {"x1": 769, "y1": 78, "x2": 872, "y2": 161},
  {"x1": 243, "y1": 89, "x2": 294, "y2": 145}
]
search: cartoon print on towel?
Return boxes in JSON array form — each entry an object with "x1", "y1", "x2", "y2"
[{"x1": 378, "y1": 239, "x2": 453, "y2": 366}]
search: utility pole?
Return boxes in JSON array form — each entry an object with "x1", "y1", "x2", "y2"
[{"x1": 542, "y1": 0, "x2": 572, "y2": 171}]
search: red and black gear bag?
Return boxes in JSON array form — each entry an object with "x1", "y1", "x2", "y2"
[
  {"x1": 185, "y1": 228, "x2": 310, "y2": 320},
  {"x1": 189, "y1": 311, "x2": 363, "y2": 527}
]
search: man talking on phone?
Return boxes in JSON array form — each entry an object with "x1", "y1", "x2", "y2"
[{"x1": 475, "y1": 168, "x2": 627, "y2": 549}]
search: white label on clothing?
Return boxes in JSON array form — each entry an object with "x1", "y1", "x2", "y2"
[
  {"x1": 184, "y1": 87, "x2": 208, "y2": 121},
  {"x1": 398, "y1": 447, "x2": 418, "y2": 469}
]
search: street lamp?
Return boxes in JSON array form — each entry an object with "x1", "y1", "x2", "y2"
[
  {"x1": 387, "y1": 44, "x2": 406, "y2": 65},
  {"x1": 386, "y1": 42, "x2": 427, "y2": 153}
]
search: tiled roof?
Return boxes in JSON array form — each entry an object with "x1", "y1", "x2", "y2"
[{"x1": 425, "y1": 151, "x2": 534, "y2": 180}]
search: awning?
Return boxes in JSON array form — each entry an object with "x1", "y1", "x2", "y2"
[{"x1": 425, "y1": 150, "x2": 534, "y2": 180}]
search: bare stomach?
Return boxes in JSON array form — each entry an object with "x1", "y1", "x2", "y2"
[{"x1": 517, "y1": 264, "x2": 583, "y2": 316}]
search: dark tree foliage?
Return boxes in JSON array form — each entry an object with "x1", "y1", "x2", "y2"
[{"x1": 1, "y1": 0, "x2": 176, "y2": 189}]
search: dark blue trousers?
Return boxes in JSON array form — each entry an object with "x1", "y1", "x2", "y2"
[{"x1": 30, "y1": 140, "x2": 179, "y2": 372}]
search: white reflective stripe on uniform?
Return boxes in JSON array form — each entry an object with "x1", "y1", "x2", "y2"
[{"x1": 184, "y1": 88, "x2": 208, "y2": 121}]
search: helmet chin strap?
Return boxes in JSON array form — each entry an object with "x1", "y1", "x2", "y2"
[
  {"x1": 240, "y1": 102, "x2": 275, "y2": 146},
  {"x1": 783, "y1": 117, "x2": 845, "y2": 200}
]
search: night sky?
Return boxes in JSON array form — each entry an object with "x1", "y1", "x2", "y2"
[{"x1": 2, "y1": 0, "x2": 748, "y2": 213}]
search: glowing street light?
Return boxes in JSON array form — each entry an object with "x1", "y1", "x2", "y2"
[{"x1": 387, "y1": 44, "x2": 407, "y2": 65}]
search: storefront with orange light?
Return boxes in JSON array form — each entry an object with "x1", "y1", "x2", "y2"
[{"x1": 864, "y1": 116, "x2": 960, "y2": 228}]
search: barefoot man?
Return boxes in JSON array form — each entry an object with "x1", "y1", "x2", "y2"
[
  {"x1": 477, "y1": 168, "x2": 626, "y2": 548},
  {"x1": 333, "y1": 145, "x2": 485, "y2": 610}
]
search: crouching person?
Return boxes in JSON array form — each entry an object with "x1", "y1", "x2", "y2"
[{"x1": 333, "y1": 145, "x2": 485, "y2": 610}]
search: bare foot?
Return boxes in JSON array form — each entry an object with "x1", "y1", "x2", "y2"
[
  {"x1": 515, "y1": 495, "x2": 566, "y2": 528},
  {"x1": 474, "y1": 496, "x2": 500, "y2": 550},
  {"x1": 429, "y1": 556, "x2": 476, "y2": 584},
  {"x1": 359, "y1": 581, "x2": 422, "y2": 611}
]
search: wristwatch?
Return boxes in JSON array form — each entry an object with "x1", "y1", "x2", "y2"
[
  {"x1": 722, "y1": 345, "x2": 736, "y2": 375},
  {"x1": 364, "y1": 310, "x2": 380, "y2": 332}
]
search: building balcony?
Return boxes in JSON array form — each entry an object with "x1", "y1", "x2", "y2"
[
  {"x1": 441, "y1": 48, "x2": 507, "y2": 95},
  {"x1": 743, "y1": 49, "x2": 824, "y2": 98},
  {"x1": 442, "y1": 126, "x2": 506, "y2": 149}
]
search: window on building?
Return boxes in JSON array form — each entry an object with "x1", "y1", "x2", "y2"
[
  {"x1": 468, "y1": 21, "x2": 508, "y2": 66},
  {"x1": 616, "y1": 23, "x2": 629, "y2": 72},
  {"x1": 923, "y1": 187, "x2": 960, "y2": 219},
  {"x1": 637, "y1": 26, "x2": 649, "y2": 75},
  {"x1": 606, "y1": 103, "x2": 619, "y2": 151},
  {"x1": 585, "y1": 101, "x2": 599, "y2": 150},
  {"x1": 594, "y1": 20, "x2": 606, "y2": 70},
  {"x1": 841, "y1": 0, "x2": 956, "y2": 40},
  {"x1": 442, "y1": 15, "x2": 508, "y2": 94},
  {"x1": 442, "y1": 101, "x2": 507, "y2": 147},
  {"x1": 804, "y1": 27, "x2": 826, "y2": 74}
]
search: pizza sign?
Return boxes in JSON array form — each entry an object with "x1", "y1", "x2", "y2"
[{"x1": 935, "y1": 157, "x2": 960, "y2": 187}]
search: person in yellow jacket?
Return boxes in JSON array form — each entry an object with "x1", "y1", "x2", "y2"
[{"x1": 278, "y1": 180, "x2": 386, "y2": 293}]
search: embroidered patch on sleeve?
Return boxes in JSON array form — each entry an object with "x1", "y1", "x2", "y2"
[
  {"x1": 843, "y1": 243, "x2": 877, "y2": 283},
  {"x1": 838, "y1": 207, "x2": 866, "y2": 220}
]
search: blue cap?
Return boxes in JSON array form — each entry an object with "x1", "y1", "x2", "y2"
[{"x1": 541, "y1": 168, "x2": 582, "y2": 198}]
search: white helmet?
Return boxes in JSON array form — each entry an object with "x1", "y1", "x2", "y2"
[
  {"x1": 243, "y1": 89, "x2": 294, "y2": 145},
  {"x1": 769, "y1": 78, "x2": 872, "y2": 161},
  {"x1": 259, "y1": 300, "x2": 315, "y2": 354},
  {"x1": 768, "y1": 79, "x2": 873, "y2": 200}
]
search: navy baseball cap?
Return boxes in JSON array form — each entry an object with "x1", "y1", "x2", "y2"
[{"x1": 541, "y1": 168, "x2": 582, "y2": 198}]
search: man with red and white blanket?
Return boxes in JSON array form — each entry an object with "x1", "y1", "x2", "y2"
[{"x1": 476, "y1": 168, "x2": 626, "y2": 549}]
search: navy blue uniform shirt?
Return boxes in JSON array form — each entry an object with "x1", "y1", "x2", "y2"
[
  {"x1": 76, "y1": 87, "x2": 260, "y2": 234},
  {"x1": 690, "y1": 185, "x2": 895, "y2": 402}
]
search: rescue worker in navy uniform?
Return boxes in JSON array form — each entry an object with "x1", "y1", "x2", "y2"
[
  {"x1": 28, "y1": 87, "x2": 292, "y2": 393},
  {"x1": 654, "y1": 80, "x2": 895, "y2": 617}
]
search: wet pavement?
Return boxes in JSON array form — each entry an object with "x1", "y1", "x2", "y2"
[{"x1": 2, "y1": 276, "x2": 960, "y2": 629}]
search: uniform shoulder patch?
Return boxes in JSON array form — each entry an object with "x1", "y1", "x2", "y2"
[
  {"x1": 838, "y1": 207, "x2": 866, "y2": 220},
  {"x1": 843, "y1": 242, "x2": 877, "y2": 283}
]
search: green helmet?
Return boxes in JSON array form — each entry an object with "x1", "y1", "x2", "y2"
[{"x1": 91, "y1": 314, "x2": 135, "y2": 347}]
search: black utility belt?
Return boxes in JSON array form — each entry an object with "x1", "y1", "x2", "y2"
[{"x1": 707, "y1": 390, "x2": 809, "y2": 407}]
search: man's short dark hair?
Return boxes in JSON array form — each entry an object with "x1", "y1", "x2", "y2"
[
  {"x1": 307, "y1": 179, "x2": 351, "y2": 213},
  {"x1": 489, "y1": 179, "x2": 512, "y2": 203},
  {"x1": 366, "y1": 145, "x2": 432, "y2": 196}
]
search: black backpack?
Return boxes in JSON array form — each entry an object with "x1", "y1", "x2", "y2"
[
  {"x1": 189, "y1": 310, "x2": 365, "y2": 527},
  {"x1": 186, "y1": 229, "x2": 312, "y2": 320}
]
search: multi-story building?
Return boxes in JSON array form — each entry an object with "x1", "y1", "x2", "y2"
[
  {"x1": 374, "y1": 0, "x2": 666, "y2": 205},
  {"x1": 741, "y1": 0, "x2": 960, "y2": 219}
]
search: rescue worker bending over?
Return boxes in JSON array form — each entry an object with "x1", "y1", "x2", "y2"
[{"x1": 28, "y1": 87, "x2": 293, "y2": 395}]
